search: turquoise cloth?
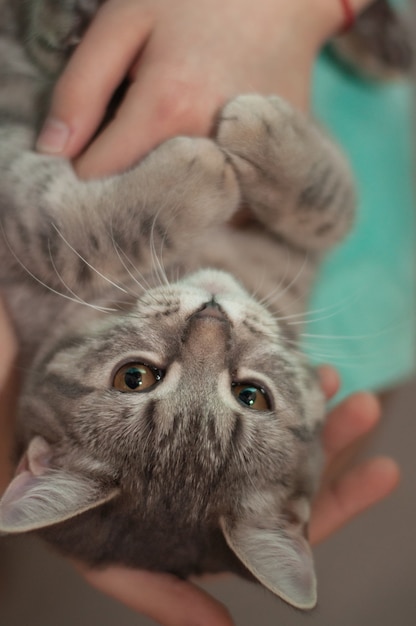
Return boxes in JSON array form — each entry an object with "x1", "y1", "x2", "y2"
[{"x1": 305, "y1": 52, "x2": 415, "y2": 399}]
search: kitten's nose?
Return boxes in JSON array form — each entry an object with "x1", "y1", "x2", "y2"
[
  {"x1": 184, "y1": 299, "x2": 230, "y2": 365},
  {"x1": 192, "y1": 299, "x2": 228, "y2": 322}
]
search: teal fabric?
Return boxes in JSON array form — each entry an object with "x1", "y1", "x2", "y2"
[{"x1": 305, "y1": 52, "x2": 415, "y2": 399}]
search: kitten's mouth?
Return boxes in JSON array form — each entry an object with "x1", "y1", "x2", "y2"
[{"x1": 191, "y1": 299, "x2": 228, "y2": 322}]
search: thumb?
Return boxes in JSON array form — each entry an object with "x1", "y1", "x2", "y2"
[{"x1": 36, "y1": 2, "x2": 153, "y2": 160}]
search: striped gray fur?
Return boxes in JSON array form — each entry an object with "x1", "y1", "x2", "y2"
[{"x1": 0, "y1": 0, "x2": 402, "y2": 611}]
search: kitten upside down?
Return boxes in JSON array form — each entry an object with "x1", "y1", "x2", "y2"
[
  {"x1": 1, "y1": 267, "x2": 327, "y2": 610},
  {"x1": 3, "y1": 0, "x2": 408, "y2": 611}
]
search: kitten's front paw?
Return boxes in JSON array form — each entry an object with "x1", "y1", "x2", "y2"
[
  {"x1": 216, "y1": 95, "x2": 301, "y2": 186},
  {"x1": 125, "y1": 136, "x2": 241, "y2": 230}
]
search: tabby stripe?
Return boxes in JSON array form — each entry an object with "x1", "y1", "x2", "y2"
[
  {"x1": 46, "y1": 373, "x2": 95, "y2": 398},
  {"x1": 230, "y1": 413, "x2": 243, "y2": 447},
  {"x1": 142, "y1": 399, "x2": 157, "y2": 440}
]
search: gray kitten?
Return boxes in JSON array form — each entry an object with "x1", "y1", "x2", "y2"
[{"x1": 0, "y1": 0, "x2": 363, "y2": 612}]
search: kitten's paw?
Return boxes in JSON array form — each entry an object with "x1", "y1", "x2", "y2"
[
  {"x1": 216, "y1": 95, "x2": 302, "y2": 187},
  {"x1": 128, "y1": 136, "x2": 241, "y2": 229}
]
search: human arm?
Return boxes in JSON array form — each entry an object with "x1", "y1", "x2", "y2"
[{"x1": 36, "y1": 0, "x2": 375, "y2": 179}]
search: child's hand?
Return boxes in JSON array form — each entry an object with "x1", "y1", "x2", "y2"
[
  {"x1": 309, "y1": 366, "x2": 399, "y2": 545},
  {"x1": 36, "y1": 0, "x2": 373, "y2": 179}
]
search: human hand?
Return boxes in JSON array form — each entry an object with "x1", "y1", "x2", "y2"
[
  {"x1": 36, "y1": 0, "x2": 374, "y2": 179},
  {"x1": 309, "y1": 366, "x2": 399, "y2": 545},
  {"x1": 76, "y1": 366, "x2": 399, "y2": 626}
]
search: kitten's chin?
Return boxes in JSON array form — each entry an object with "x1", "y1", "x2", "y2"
[{"x1": 183, "y1": 269, "x2": 246, "y2": 299}]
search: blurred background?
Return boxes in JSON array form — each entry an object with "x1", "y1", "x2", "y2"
[{"x1": 0, "y1": 379, "x2": 415, "y2": 626}]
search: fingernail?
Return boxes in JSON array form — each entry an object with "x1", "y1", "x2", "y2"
[{"x1": 36, "y1": 118, "x2": 70, "y2": 154}]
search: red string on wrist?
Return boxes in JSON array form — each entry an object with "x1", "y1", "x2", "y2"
[{"x1": 339, "y1": 0, "x2": 355, "y2": 32}]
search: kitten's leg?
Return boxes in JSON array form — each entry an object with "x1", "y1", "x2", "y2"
[
  {"x1": 0, "y1": 128, "x2": 240, "y2": 292},
  {"x1": 216, "y1": 95, "x2": 355, "y2": 255}
]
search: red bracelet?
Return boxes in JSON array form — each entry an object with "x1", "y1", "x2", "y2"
[{"x1": 339, "y1": 0, "x2": 355, "y2": 32}]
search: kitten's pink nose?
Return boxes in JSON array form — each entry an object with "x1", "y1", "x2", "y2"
[{"x1": 192, "y1": 300, "x2": 228, "y2": 322}]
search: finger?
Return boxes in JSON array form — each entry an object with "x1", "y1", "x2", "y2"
[
  {"x1": 310, "y1": 456, "x2": 400, "y2": 545},
  {"x1": 0, "y1": 299, "x2": 17, "y2": 387},
  {"x1": 0, "y1": 299, "x2": 18, "y2": 491},
  {"x1": 322, "y1": 392, "x2": 381, "y2": 464},
  {"x1": 78, "y1": 565, "x2": 234, "y2": 626},
  {"x1": 36, "y1": 2, "x2": 154, "y2": 159},
  {"x1": 74, "y1": 65, "x2": 217, "y2": 179},
  {"x1": 317, "y1": 365, "x2": 340, "y2": 400}
]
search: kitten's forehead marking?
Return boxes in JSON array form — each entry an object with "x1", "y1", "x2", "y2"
[
  {"x1": 110, "y1": 350, "x2": 166, "y2": 372},
  {"x1": 234, "y1": 365, "x2": 276, "y2": 396}
]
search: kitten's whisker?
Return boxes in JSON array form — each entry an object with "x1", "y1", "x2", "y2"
[
  {"x1": 259, "y1": 250, "x2": 309, "y2": 312},
  {"x1": 281, "y1": 339, "x2": 363, "y2": 366},
  {"x1": 301, "y1": 318, "x2": 412, "y2": 343},
  {"x1": 250, "y1": 249, "x2": 289, "y2": 302},
  {"x1": 1, "y1": 224, "x2": 116, "y2": 313},
  {"x1": 107, "y1": 217, "x2": 162, "y2": 300},
  {"x1": 276, "y1": 251, "x2": 309, "y2": 304},
  {"x1": 51, "y1": 223, "x2": 129, "y2": 295},
  {"x1": 276, "y1": 301, "x2": 352, "y2": 325},
  {"x1": 250, "y1": 265, "x2": 269, "y2": 301},
  {"x1": 303, "y1": 332, "x2": 376, "y2": 341},
  {"x1": 257, "y1": 247, "x2": 292, "y2": 307},
  {"x1": 150, "y1": 216, "x2": 170, "y2": 286},
  {"x1": 275, "y1": 285, "x2": 366, "y2": 326},
  {"x1": 282, "y1": 327, "x2": 406, "y2": 368},
  {"x1": 174, "y1": 264, "x2": 181, "y2": 285},
  {"x1": 47, "y1": 239, "x2": 114, "y2": 314},
  {"x1": 112, "y1": 245, "x2": 147, "y2": 295},
  {"x1": 149, "y1": 206, "x2": 171, "y2": 293},
  {"x1": 108, "y1": 227, "x2": 148, "y2": 297}
]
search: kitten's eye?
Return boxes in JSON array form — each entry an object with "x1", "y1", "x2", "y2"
[
  {"x1": 231, "y1": 383, "x2": 271, "y2": 411},
  {"x1": 112, "y1": 363, "x2": 163, "y2": 392}
]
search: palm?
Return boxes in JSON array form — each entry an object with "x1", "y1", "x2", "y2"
[{"x1": 310, "y1": 368, "x2": 399, "y2": 545}]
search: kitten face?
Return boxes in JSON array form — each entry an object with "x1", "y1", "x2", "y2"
[
  {"x1": 1, "y1": 269, "x2": 324, "y2": 607},
  {"x1": 21, "y1": 269, "x2": 324, "y2": 503}
]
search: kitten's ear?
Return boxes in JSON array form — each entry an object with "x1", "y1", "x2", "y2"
[
  {"x1": 0, "y1": 437, "x2": 119, "y2": 533},
  {"x1": 220, "y1": 495, "x2": 316, "y2": 610}
]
